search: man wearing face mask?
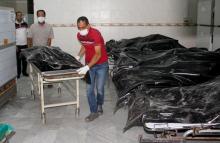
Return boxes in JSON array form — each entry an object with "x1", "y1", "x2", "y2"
[
  {"x1": 28, "y1": 10, "x2": 54, "y2": 88},
  {"x1": 76, "y1": 16, "x2": 109, "y2": 122},
  {"x1": 27, "y1": 10, "x2": 54, "y2": 47},
  {"x1": 15, "y1": 11, "x2": 29, "y2": 79}
]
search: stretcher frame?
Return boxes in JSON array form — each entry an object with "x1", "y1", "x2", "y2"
[
  {"x1": 139, "y1": 116, "x2": 220, "y2": 142},
  {"x1": 29, "y1": 63, "x2": 84, "y2": 124}
]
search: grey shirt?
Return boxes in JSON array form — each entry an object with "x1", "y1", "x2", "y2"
[{"x1": 28, "y1": 23, "x2": 54, "y2": 46}]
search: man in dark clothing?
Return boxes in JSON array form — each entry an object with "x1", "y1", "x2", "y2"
[{"x1": 15, "y1": 11, "x2": 28, "y2": 78}]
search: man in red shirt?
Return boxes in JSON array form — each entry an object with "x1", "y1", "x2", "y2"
[{"x1": 76, "y1": 16, "x2": 109, "y2": 122}]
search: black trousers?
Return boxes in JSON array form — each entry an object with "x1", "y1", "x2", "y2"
[{"x1": 16, "y1": 45, "x2": 28, "y2": 76}]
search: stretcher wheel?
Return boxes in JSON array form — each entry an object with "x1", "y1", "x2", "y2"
[
  {"x1": 41, "y1": 112, "x2": 46, "y2": 124},
  {"x1": 31, "y1": 90, "x2": 35, "y2": 100},
  {"x1": 75, "y1": 108, "x2": 80, "y2": 117},
  {"x1": 58, "y1": 87, "x2": 62, "y2": 95}
]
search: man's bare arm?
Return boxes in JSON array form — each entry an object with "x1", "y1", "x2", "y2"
[
  {"x1": 87, "y1": 45, "x2": 101, "y2": 68},
  {"x1": 78, "y1": 45, "x2": 85, "y2": 57}
]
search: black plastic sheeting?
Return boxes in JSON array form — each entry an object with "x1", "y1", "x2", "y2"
[
  {"x1": 21, "y1": 46, "x2": 90, "y2": 83},
  {"x1": 22, "y1": 46, "x2": 82, "y2": 71},
  {"x1": 106, "y1": 34, "x2": 220, "y2": 132},
  {"x1": 106, "y1": 34, "x2": 185, "y2": 61},
  {"x1": 126, "y1": 76, "x2": 220, "y2": 132}
]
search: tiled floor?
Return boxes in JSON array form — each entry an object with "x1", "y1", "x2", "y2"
[
  {"x1": 0, "y1": 76, "x2": 218, "y2": 143},
  {"x1": 0, "y1": 76, "x2": 147, "y2": 143}
]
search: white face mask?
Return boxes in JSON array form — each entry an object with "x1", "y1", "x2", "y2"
[
  {"x1": 37, "y1": 17, "x2": 45, "y2": 23},
  {"x1": 79, "y1": 29, "x2": 88, "y2": 36}
]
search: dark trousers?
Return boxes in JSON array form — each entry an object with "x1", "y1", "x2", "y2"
[{"x1": 16, "y1": 45, "x2": 28, "y2": 76}]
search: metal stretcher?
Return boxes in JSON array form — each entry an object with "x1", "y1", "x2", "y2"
[
  {"x1": 139, "y1": 115, "x2": 220, "y2": 142},
  {"x1": 29, "y1": 63, "x2": 84, "y2": 124}
]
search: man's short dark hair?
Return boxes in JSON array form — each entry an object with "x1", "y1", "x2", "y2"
[
  {"x1": 77, "y1": 16, "x2": 89, "y2": 25},
  {"x1": 16, "y1": 11, "x2": 22, "y2": 16},
  {"x1": 37, "y1": 10, "x2": 46, "y2": 17}
]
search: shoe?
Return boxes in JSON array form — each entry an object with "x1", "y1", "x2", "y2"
[
  {"x1": 17, "y1": 75, "x2": 20, "y2": 79},
  {"x1": 23, "y1": 73, "x2": 29, "y2": 77},
  {"x1": 97, "y1": 105, "x2": 103, "y2": 115},
  {"x1": 85, "y1": 113, "x2": 99, "y2": 122}
]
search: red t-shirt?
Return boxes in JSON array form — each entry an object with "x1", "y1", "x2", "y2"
[{"x1": 77, "y1": 27, "x2": 108, "y2": 65}]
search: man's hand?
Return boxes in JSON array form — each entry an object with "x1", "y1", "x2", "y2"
[{"x1": 77, "y1": 65, "x2": 89, "y2": 75}]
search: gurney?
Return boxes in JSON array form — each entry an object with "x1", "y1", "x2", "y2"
[
  {"x1": 138, "y1": 116, "x2": 220, "y2": 142},
  {"x1": 22, "y1": 47, "x2": 86, "y2": 124},
  {"x1": 29, "y1": 64, "x2": 84, "y2": 124}
]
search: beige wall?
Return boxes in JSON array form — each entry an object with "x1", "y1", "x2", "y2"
[{"x1": 34, "y1": 0, "x2": 198, "y2": 56}]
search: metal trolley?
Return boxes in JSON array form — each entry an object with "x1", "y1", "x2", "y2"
[
  {"x1": 139, "y1": 118, "x2": 220, "y2": 143},
  {"x1": 29, "y1": 63, "x2": 84, "y2": 124}
]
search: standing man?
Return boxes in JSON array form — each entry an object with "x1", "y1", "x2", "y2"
[
  {"x1": 27, "y1": 10, "x2": 54, "y2": 47},
  {"x1": 15, "y1": 11, "x2": 28, "y2": 78},
  {"x1": 76, "y1": 16, "x2": 109, "y2": 122},
  {"x1": 28, "y1": 10, "x2": 54, "y2": 88}
]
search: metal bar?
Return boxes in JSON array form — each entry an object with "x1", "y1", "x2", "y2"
[
  {"x1": 29, "y1": 64, "x2": 35, "y2": 99},
  {"x1": 76, "y1": 79, "x2": 79, "y2": 109},
  {"x1": 139, "y1": 134, "x2": 220, "y2": 143},
  {"x1": 39, "y1": 75, "x2": 45, "y2": 124},
  {"x1": 29, "y1": 63, "x2": 42, "y2": 97},
  {"x1": 44, "y1": 101, "x2": 77, "y2": 108},
  {"x1": 37, "y1": 73, "x2": 41, "y2": 96},
  {"x1": 41, "y1": 69, "x2": 78, "y2": 76},
  {"x1": 43, "y1": 76, "x2": 84, "y2": 82},
  {"x1": 185, "y1": 136, "x2": 220, "y2": 141},
  {"x1": 145, "y1": 122, "x2": 220, "y2": 131}
]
